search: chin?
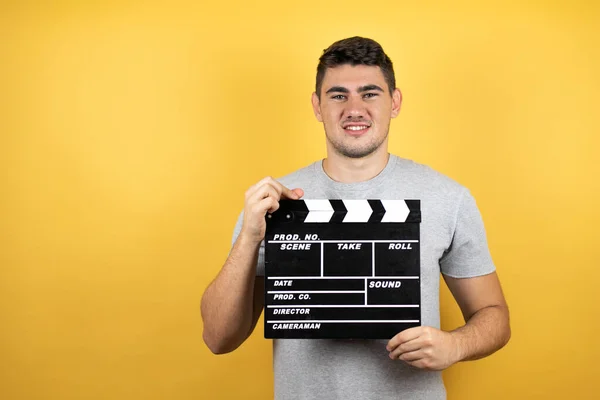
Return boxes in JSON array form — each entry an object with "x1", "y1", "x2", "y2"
[{"x1": 338, "y1": 145, "x2": 381, "y2": 159}]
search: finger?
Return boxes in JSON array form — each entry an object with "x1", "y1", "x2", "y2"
[
  {"x1": 246, "y1": 176, "x2": 272, "y2": 195},
  {"x1": 252, "y1": 196, "x2": 280, "y2": 216},
  {"x1": 388, "y1": 338, "x2": 422, "y2": 359},
  {"x1": 291, "y1": 188, "x2": 304, "y2": 199},
  {"x1": 278, "y1": 184, "x2": 301, "y2": 200},
  {"x1": 394, "y1": 349, "x2": 423, "y2": 362},
  {"x1": 386, "y1": 327, "x2": 424, "y2": 351},
  {"x1": 248, "y1": 184, "x2": 280, "y2": 207},
  {"x1": 262, "y1": 179, "x2": 302, "y2": 201},
  {"x1": 246, "y1": 176, "x2": 280, "y2": 200},
  {"x1": 246, "y1": 176, "x2": 302, "y2": 202}
]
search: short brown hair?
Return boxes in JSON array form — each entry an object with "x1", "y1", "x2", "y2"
[{"x1": 315, "y1": 36, "x2": 396, "y2": 98}]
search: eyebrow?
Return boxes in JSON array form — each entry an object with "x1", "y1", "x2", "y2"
[{"x1": 325, "y1": 84, "x2": 385, "y2": 94}]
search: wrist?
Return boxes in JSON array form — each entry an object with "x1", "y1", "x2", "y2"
[
  {"x1": 237, "y1": 229, "x2": 263, "y2": 248},
  {"x1": 449, "y1": 329, "x2": 468, "y2": 364}
]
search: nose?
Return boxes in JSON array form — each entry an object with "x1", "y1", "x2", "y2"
[{"x1": 343, "y1": 95, "x2": 367, "y2": 119}]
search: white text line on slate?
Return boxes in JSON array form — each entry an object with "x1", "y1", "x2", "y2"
[
  {"x1": 267, "y1": 320, "x2": 421, "y2": 324},
  {"x1": 267, "y1": 290, "x2": 365, "y2": 294},
  {"x1": 267, "y1": 276, "x2": 420, "y2": 280},
  {"x1": 267, "y1": 239, "x2": 419, "y2": 243},
  {"x1": 267, "y1": 305, "x2": 420, "y2": 308}
]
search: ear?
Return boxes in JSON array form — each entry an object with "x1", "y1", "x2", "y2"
[
  {"x1": 391, "y1": 88, "x2": 402, "y2": 118},
  {"x1": 311, "y1": 92, "x2": 323, "y2": 122}
]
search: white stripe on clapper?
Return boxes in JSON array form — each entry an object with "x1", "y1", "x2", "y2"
[
  {"x1": 342, "y1": 200, "x2": 372, "y2": 222},
  {"x1": 304, "y1": 199, "x2": 334, "y2": 223},
  {"x1": 381, "y1": 200, "x2": 410, "y2": 222}
]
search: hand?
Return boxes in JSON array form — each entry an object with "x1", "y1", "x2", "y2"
[
  {"x1": 239, "y1": 176, "x2": 304, "y2": 244},
  {"x1": 386, "y1": 326, "x2": 463, "y2": 371}
]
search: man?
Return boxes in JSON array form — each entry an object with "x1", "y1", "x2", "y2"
[{"x1": 201, "y1": 36, "x2": 510, "y2": 399}]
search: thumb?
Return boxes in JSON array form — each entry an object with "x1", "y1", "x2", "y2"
[{"x1": 292, "y1": 188, "x2": 304, "y2": 199}]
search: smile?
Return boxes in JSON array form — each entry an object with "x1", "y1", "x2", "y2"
[
  {"x1": 346, "y1": 126, "x2": 369, "y2": 131},
  {"x1": 343, "y1": 124, "x2": 371, "y2": 136}
]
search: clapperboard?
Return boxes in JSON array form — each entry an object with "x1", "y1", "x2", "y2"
[{"x1": 264, "y1": 199, "x2": 421, "y2": 339}]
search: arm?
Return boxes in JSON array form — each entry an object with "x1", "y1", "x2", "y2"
[
  {"x1": 386, "y1": 272, "x2": 510, "y2": 370},
  {"x1": 200, "y1": 235, "x2": 266, "y2": 354},
  {"x1": 200, "y1": 177, "x2": 303, "y2": 354},
  {"x1": 444, "y1": 271, "x2": 511, "y2": 361},
  {"x1": 387, "y1": 188, "x2": 510, "y2": 369}
]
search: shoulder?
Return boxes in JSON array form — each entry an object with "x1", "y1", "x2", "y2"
[
  {"x1": 391, "y1": 154, "x2": 468, "y2": 198},
  {"x1": 273, "y1": 160, "x2": 320, "y2": 188}
]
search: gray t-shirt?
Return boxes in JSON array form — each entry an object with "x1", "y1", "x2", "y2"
[{"x1": 231, "y1": 154, "x2": 495, "y2": 400}]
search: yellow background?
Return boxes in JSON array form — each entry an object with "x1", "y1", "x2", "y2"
[{"x1": 1, "y1": 1, "x2": 599, "y2": 399}]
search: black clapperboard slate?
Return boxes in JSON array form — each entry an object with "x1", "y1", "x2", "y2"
[{"x1": 264, "y1": 199, "x2": 421, "y2": 339}]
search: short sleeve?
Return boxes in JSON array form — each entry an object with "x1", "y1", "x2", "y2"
[
  {"x1": 231, "y1": 211, "x2": 266, "y2": 276},
  {"x1": 439, "y1": 189, "x2": 496, "y2": 278}
]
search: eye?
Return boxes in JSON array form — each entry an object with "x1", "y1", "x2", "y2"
[
  {"x1": 363, "y1": 92, "x2": 378, "y2": 99},
  {"x1": 331, "y1": 94, "x2": 346, "y2": 100}
]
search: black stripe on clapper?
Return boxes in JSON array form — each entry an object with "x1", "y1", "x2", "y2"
[
  {"x1": 328, "y1": 200, "x2": 347, "y2": 223},
  {"x1": 268, "y1": 199, "x2": 310, "y2": 223},
  {"x1": 367, "y1": 200, "x2": 385, "y2": 223},
  {"x1": 405, "y1": 200, "x2": 421, "y2": 223}
]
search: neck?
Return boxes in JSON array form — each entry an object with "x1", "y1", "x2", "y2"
[{"x1": 322, "y1": 146, "x2": 390, "y2": 183}]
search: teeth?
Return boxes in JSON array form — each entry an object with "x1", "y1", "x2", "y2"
[{"x1": 346, "y1": 126, "x2": 368, "y2": 131}]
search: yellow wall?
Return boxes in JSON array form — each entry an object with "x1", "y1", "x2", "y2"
[{"x1": 1, "y1": 1, "x2": 598, "y2": 399}]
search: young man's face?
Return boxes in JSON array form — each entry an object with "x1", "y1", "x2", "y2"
[{"x1": 312, "y1": 64, "x2": 402, "y2": 159}]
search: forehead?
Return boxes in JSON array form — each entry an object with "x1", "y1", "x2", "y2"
[{"x1": 321, "y1": 64, "x2": 388, "y2": 92}]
